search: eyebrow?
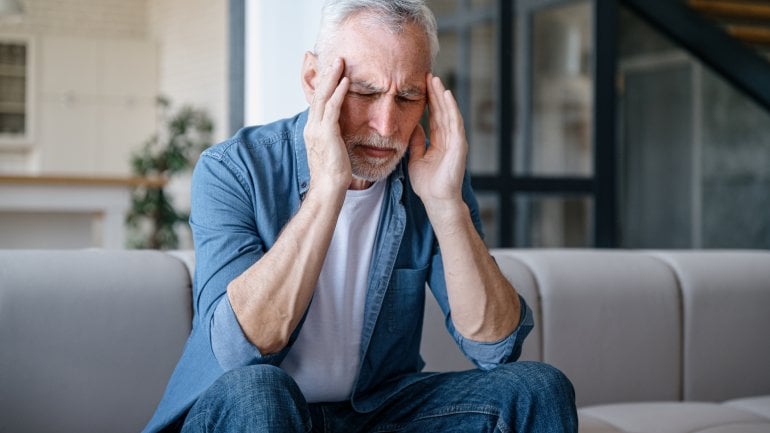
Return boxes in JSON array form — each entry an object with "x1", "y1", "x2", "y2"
[
  {"x1": 349, "y1": 80, "x2": 425, "y2": 99},
  {"x1": 398, "y1": 87, "x2": 426, "y2": 99},
  {"x1": 349, "y1": 80, "x2": 381, "y2": 93}
]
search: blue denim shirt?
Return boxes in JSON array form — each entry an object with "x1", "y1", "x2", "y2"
[{"x1": 143, "y1": 111, "x2": 533, "y2": 433}]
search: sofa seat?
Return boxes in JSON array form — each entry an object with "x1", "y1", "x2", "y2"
[{"x1": 579, "y1": 396, "x2": 770, "y2": 433}]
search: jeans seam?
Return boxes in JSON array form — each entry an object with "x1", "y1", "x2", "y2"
[
  {"x1": 495, "y1": 417, "x2": 512, "y2": 433},
  {"x1": 369, "y1": 404, "x2": 504, "y2": 433}
]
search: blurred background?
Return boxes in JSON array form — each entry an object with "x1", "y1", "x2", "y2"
[{"x1": 1, "y1": 0, "x2": 769, "y2": 250}]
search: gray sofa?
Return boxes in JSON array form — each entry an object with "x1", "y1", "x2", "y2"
[{"x1": 1, "y1": 249, "x2": 769, "y2": 432}]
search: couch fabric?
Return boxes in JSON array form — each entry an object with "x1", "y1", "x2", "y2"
[
  {"x1": 0, "y1": 249, "x2": 768, "y2": 433},
  {"x1": 0, "y1": 250, "x2": 191, "y2": 433}
]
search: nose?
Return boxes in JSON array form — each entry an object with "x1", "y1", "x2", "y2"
[{"x1": 368, "y1": 97, "x2": 398, "y2": 138}]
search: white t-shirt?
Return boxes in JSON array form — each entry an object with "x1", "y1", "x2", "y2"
[{"x1": 280, "y1": 180, "x2": 386, "y2": 402}]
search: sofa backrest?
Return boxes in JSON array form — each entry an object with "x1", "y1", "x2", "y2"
[
  {"x1": 651, "y1": 251, "x2": 770, "y2": 402},
  {"x1": 0, "y1": 250, "x2": 192, "y2": 433},
  {"x1": 482, "y1": 250, "x2": 770, "y2": 407},
  {"x1": 497, "y1": 250, "x2": 683, "y2": 407}
]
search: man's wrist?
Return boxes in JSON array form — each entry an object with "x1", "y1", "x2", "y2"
[
  {"x1": 304, "y1": 181, "x2": 346, "y2": 211},
  {"x1": 423, "y1": 197, "x2": 470, "y2": 228}
]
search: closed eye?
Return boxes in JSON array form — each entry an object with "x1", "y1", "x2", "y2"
[
  {"x1": 349, "y1": 91, "x2": 377, "y2": 99},
  {"x1": 397, "y1": 95, "x2": 424, "y2": 104}
]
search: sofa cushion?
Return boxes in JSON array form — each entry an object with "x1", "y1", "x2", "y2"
[
  {"x1": 0, "y1": 250, "x2": 192, "y2": 433},
  {"x1": 579, "y1": 400, "x2": 770, "y2": 433},
  {"x1": 578, "y1": 414, "x2": 625, "y2": 433},
  {"x1": 650, "y1": 252, "x2": 770, "y2": 402},
  {"x1": 503, "y1": 250, "x2": 683, "y2": 407},
  {"x1": 726, "y1": 395, "x2": 770, "y2": 420}
]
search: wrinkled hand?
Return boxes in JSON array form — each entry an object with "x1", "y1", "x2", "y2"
[
  {"x1": 304, "y1": 57, "x2": 351, "y2": 196},
  {"x1": 408, "y1": 74, "x2": 468, "y2": 208}
]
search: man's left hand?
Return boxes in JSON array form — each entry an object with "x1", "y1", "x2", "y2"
[{"x1": 408, "y1": 74, "x2": 469, "y2": 211}]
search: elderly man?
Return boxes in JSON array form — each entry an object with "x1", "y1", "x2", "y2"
[{"x1": 144, "y1": 1, "x2": 577, "y2": 432}]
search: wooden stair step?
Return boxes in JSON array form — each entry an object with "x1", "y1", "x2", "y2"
[
  {"x1": 688, "y1": 0, "x2": 770, "y2": 21},
  {"x1": 726, "y1": 24, "x2": 770, "y2": 46}
]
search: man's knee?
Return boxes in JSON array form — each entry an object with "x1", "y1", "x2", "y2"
[
  {"x1": 492, "y1": 362, "x2": 575, "y2": 405},
  {"x1": 183, "y1": 365, "x2": 310, "y2": 433},
  {"x1": 488, "y1": 362, "x2": 577, "y2": 431},
  {"x1": 212, "y1": 364, "x2": 304, "y2": 405},
  {"x1": 517, "y1": 362, "x2": 573, "y2": 394}
]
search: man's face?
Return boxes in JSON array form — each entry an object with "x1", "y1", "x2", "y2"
[{"x1": 322, "y1": 14, "x2": 431, "y2": 182}]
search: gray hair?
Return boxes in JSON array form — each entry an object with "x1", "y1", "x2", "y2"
[{"x1": 314, "y1": 0, "x2": 439, "y2": 65}]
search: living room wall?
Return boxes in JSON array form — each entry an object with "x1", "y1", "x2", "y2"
[
  {"x1": 0, "y1": 0, "x2": 228, "y2": 250},
  {"x1": 0, "y1": 0, "x2": 156, "y2": 175},
  {"x1": 244, "y1": 0, "x2": 324, "y2": 126},
  {"x1": 148, "y1": 0, "x2": 228, "y2": 143}
]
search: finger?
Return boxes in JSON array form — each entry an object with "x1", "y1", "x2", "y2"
[
  {"x1": 431, "y1": 75, "x2": 449, "y2": 112},
  {"x1": 324, "y1": 76, "x2": 350, "y2": 125},
  {"x1": 427, "y1": 73, "x2": 442, "y2": 118},
  {"x1": 408, "y1": 123, "x2": 427, "y2": 160},
  {"x1": 426, "y1": 74, "x2": 443, "y2": 134},
  {"x1": 429, "y1": 75, "x2": 464, "y2": 133},
  {"x1": 441, "y1": 89, "x2": 469, "y2": 160},
  {"x1": 428, "y1": 75, "x2": 452, "y2": 130},
  {"x1": 442, "y1": 88, "x2": 465, "y2": 135},
  {"x1": 311, "y1": 57, "x2": 345, "y2": 119}
]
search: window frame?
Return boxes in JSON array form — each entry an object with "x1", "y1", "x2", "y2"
[
  {"x1": 0, "y1": 34, "x2": 35, "y2": 150},
  {"x1": 433, "y1": 0, "x2": 617, "y2": 247}
]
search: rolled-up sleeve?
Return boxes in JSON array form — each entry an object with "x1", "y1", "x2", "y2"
[
  {"x1": 210, "y1": 296, "x2": 289, "y2": 369},
  {"x1": 450, "y1": 295, "x2": 534, "y2": 370}
]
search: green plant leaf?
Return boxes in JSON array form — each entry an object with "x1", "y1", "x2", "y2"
[{"x1": 126, "y1": 97, "x2": 214, "y2": 249}]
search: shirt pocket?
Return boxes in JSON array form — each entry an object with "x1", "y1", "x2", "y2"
[{"x1": 383, "y1": 266, "x2": 429, "y2": 334}]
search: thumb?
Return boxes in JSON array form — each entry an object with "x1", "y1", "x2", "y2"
[{"x1": 408, "y1": 124, "x2": 427, "y2": 160}]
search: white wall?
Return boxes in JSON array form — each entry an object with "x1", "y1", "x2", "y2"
[
  {"x1": 0, "y1": 0, "x2": 156, "y2": 175},
  {"x1": 0, "y1": 0, "x2": 230, "y2": 249},
  {"x1": 1, "y1": 0, "x2": 148, "y2": 39},
  {"x1": 1, "y1": 0, "x2": 314, "y2": 171},
  {"x1": 148, "y1": 0, "x2": 228, "y2": 142},
  {"x1": 245, "y1": 0, "x2": 324, "y2": 126},
  {"x1": 146, "y1": 0, "x2": 229, "y2": 249},
  {"x1": 34, "y1": 36, "x2": 157, "y2": 176}
]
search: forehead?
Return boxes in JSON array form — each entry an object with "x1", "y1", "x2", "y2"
[{"x1": 330, "y1": 12, "x2": 431, "y2": 89}]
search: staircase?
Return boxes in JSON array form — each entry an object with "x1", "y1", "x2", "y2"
[
  {"x1": 621, "y1": 0, "x2": 770, "y2": 111},
  {"x1": 687, "y1": 0, "x2": 770, "y2": 59}
]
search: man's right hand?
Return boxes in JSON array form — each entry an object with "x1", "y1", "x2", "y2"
[
  {"x1": 226, "y1": 60, "x2": 351, "y2": 356},
  {"x1": 303, "y1": 57, "x2": 351, "y2": 196}
]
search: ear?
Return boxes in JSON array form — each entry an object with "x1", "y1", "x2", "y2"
[{"x1": 301, "y1": 51, "x2": 319, "y2": 105}]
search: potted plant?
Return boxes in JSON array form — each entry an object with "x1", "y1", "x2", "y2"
[{"x1": 126, "y1": 96, "x2": 213, "y2": 249}]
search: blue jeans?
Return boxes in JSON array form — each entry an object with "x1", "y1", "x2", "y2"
[{"x1": 181, "y1": 362, "x2": 577, "y2": 433}]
